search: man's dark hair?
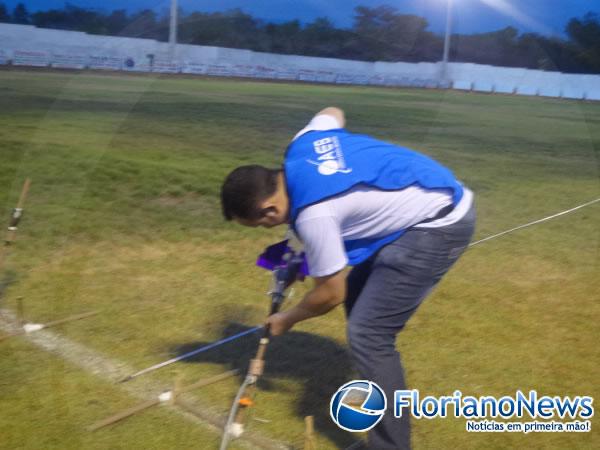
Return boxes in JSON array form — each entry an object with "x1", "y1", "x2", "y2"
[{"x1": 221, "y1": 165, "x2": 281, "y2": 220}]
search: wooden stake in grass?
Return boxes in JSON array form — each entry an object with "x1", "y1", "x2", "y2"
[
  {"x1": 304, "y1": 416, "x2": 317, "y2": 450},
  {"x1": 16, "y1": 297, "x2": 25, "y2": 326},
  {"x1": 87, "y1": 398, "x2": 160, "y2": 432},
  {"x1": 0, "y1": 178, "x2": 31, "y2": 276},
  {"x1": 0, "y1": 310, "x2": 99, "y2": 342},
  {"x1": 88, "y1": 369, "x2": 239, "y2": 431},
  {"x1": 170, "y1": 372, "x2": 183, "y2": 406}
]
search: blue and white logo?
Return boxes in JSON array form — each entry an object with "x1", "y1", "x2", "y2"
[
  {"x1": 330, "y1": 380, "x2": 387, "y2": 432},
  {"x1": 307, "y1": 136, "x2": 352, "y2": 175}
]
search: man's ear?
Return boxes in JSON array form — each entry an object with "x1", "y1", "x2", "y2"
[{"x1": 261, "y1": 206, "x2": 278, "y2": 218}]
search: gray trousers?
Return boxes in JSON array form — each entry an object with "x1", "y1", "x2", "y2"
[{"x1": 345, "y1": 203, "x2": 476, "y2": 450}]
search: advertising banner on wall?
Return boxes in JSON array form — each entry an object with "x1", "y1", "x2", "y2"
[
  {"x1": 0, "y1": 50, "x2": 7, "y2": 65},
  {"x1": 231, "y1": 64, "x2": 257, "y2": 77},
  {"x1": 51, "y1": 53, "x2": 87, "y2": 69},
  {"x1": 315, "y1": 71, "x2": 337, "y2": 83},
  {"x1": 254, "y1": 65, "x2": 277, "y2": 79},
  {"x1": 181, "y1": 62, "x2": 208, "y2": 75},
  {"x1": 335, "y1": 74, "x2": 369, "y2": 85},
  {"x1": 152, "y1": 60, "x2": 180, "y2": 73},
  {"x1": 274, "y1": 69, "x2": 297, "y2": 80},
  {"x1": 12, "y1": 50, "x2": 50, "y2": 67},
  {"x1": 297, "y1": 69, "x2": 317, "y2": 82},
  {"x1": 368, "y1": 75, "x2": 387, "y2": 86},
  {"x1": 297, "y1": 70, "x2": 337, "y2": 83},
  {"x1": 88, "y1": 55, "x2": 122, "y2": 70},
  {"x1": 206, "y1": 64, "x2": 232, "y2": 76}
]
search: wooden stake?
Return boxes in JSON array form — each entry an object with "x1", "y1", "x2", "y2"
[
  {"x1": 15, "y1": 179, "x2": 30, "y2": 212},
  {"x1": 88, "y1": 369, "x2": 239, "y2": 431},
  {"x1": 0, "y1": 310, "x2": 99, "y2": 342},
  {"x1": 176, "y1": 369, "x2": 238, "y2": 396},
  {"x1": 42, "y1": 310, "x2": 99, "y2": 328},
  {"x1": 1, "y1": 178, "x2": 31, "y2": 277},
  {"x1": 4, "y1": 178, "x2": 31, "y2": 246},
  {"x1": 16, "y1": 297, "x2": 25, "y2": 326},
  {"x1": 170, "y1": 372, "x2": 183, "y2": 406},
  {"x1": 87, "y1": 398, "x2": 159, "y2": 431},
  {"x1": 304, "y1": 416, "x2": 317, "y2": 450}
]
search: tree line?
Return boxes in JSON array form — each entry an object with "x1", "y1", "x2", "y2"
[{"x1": 1, "y1": 2, "x2": 599, "y2": 74}]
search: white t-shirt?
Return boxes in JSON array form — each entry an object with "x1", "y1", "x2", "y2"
[{"x1": 292, "y1": 114, "x2": 473, "y2": 276}]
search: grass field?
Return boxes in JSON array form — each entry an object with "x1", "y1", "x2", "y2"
[{"x1": 0, "y1": 68, "x2": 598, "y2": 449}]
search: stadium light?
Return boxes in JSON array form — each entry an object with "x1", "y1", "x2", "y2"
[
  {"x1": 169, "y1": 0, "x2": 178, "y2": 59},
  {"x1": 440, "y1": 0, "x2": 453, "y2": 84}
]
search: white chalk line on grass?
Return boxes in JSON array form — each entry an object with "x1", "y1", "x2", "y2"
[{"x1": 0, "y1": 309, "x2": 288, "y2": 450}]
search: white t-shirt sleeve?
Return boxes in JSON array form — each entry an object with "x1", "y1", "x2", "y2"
[
  {"x1": 291, "y1": 113, "x2": 347, "y2": 276},
  {"x1": 295, "y1": 214, "x2": 348, "y2": 277},
  {"x1": 293, "y1": 113, "x2": 342, "y2": 141}
]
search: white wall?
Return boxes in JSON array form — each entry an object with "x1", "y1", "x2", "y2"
[{"x1": 1, "y1": 23, "x2": 599, "y2": 100}]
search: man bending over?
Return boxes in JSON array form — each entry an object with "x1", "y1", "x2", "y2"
[{"x1": 220, "y1": 107, "x2": 476, "y2": 449}]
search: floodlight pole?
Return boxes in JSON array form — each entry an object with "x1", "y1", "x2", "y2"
[
  {"x1": 169, "y1": 0, "x2": 178, "y2": 60},
  {"x1": 441, "y1": 0, "x2": 453, "y2": 84}
]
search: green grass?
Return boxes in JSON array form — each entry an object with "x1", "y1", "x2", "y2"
[
  {"x1": 0, "y1": 68, "x2": 599, "y2": 449},
  {"x1": 0, "y1": 339, "x2": 230, "y2": 449}
]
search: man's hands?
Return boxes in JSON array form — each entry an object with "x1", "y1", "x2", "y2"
[
  {"x1": 265, "y1": 270, "x2": 347, "y2": 336},
  {"x1": 265, "y1": 310, "x2": 296, "y2": 336}
]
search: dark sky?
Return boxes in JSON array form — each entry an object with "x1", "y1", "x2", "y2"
[{"x1": 4, "y1": 0, "x2": 598, "y2": 36}]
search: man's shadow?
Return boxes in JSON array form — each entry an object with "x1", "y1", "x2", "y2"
[{"x1": 172, "y1": 322, "x2": 358, "y2": 448}]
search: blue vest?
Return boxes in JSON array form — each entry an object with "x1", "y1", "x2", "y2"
[{"x1": 284, "y1": 129, "x2": 464, "y2": 266}]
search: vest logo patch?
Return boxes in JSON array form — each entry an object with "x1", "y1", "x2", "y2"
[{"x1": 307, "y1": 136, "x2": 352, "y2": 175}]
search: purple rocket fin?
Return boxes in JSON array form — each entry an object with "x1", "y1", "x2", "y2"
[{"x1": 256, "y1": 239, "x2": 309, "y2": 278}]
